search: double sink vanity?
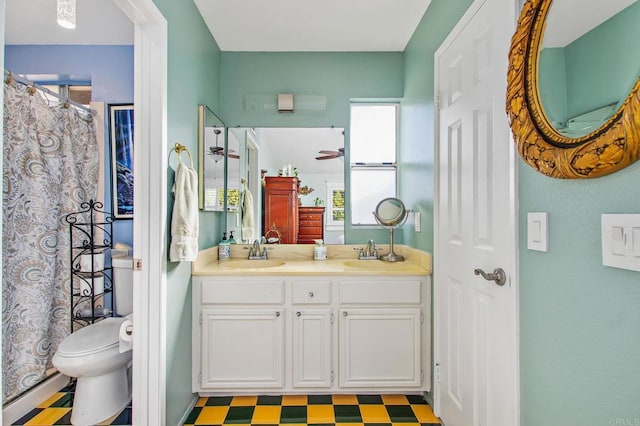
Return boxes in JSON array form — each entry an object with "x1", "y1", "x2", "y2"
[{"x1": 191, "y1": 243, "x2": 432, "y2": 395}]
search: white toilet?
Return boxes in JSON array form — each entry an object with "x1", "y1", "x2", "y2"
[{"x1": 53, "y1": 255, "x2": 133, "y2": 426}]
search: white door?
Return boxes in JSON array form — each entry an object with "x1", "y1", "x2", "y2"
[
  {"x1": 200, "y1": 308, "x2": 284, "y2": 389},
  {"x1": 434, "y1": 0, "x2": 518, "y2": 425},
  {"x1": 292, "y1": 309, "x2": 333, "y2": 388},
  {"x1": 339, "y1": 308, "x2": 422, "y2": 388}
]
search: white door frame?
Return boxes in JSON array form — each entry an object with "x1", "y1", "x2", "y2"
[
  {"x1": 112, "y1": 0, "x2": 168, "y2": 424},
  {"x1": 432, "y1": 0, "x2": 520, "y2": 420}
]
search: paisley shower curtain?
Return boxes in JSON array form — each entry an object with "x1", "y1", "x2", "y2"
[{"x1": 2, "y1": 81, "x2": 99, "y2": 401}]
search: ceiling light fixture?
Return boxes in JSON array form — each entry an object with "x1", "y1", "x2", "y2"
[{"x1": 57, "y1": 0, "x2": 76, "y2": 30}]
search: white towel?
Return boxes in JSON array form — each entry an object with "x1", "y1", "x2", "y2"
[
  {"x1": 169, "y1": 153, "x2": 199, "y2": 262},
  {"x1": 241, "y1": 188, "x2": 255, "y2": 242}
]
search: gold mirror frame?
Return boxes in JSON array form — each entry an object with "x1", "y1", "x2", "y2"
[{"x1": 506, "y1": 0, "x2": 640, "y2": 178}]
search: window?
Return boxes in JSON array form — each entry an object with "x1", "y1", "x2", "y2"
[
  {"x1": 350, "y1": 104, "x2": 398, "y2": 225},
  {"x1": 326, "y1": 182, "x2": 345, "y2": 228}
]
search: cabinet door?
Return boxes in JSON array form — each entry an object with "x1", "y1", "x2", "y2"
[
  {"x1": 200, "y1": 308, "x2": 284, "y2": 389},
  {"x1": 292, "y1": 309, "x2": 333, "y2": 388},
  {"x1": 339, "y1": 308, "x2": 422, "y2": 387}
]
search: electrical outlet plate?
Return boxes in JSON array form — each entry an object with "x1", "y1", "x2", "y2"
[{"x1": 414, "y1": 212, "x2": 421, "y2": 232}]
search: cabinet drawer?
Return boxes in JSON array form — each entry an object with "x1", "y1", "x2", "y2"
[
  {"x1": 292, "y1": 280, "x2": 331, "y2": 304},
  {"x1": 298, "y1": 229, "x2": 322, "y2": 237},
  {"x1": 201, "y1": 280, "x2": 285, "y2": 304},
  {"x1": 299, "y1": 220, "x2": 323, "y2": 227},
  {"x1": 299, "y1": 214, "x2": 323, "y2": 221},
  {"x1": 339, "y1": 280, "x2": 421, "y2": 304}
]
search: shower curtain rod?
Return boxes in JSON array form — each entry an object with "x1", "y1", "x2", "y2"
[{"x1": 4, "y1": 69, "x2": 95, "y2": 115}]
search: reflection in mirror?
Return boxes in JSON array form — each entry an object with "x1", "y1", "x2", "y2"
[
  {"x1": 198, "y1": 105, "x2": 226, "y2": 210},
  {"x1": 539, "y1": 0, "x2": 639, "y2": 137},
  {"x1": 373, "y1": 197, "x2": 408, "y2": 262},
  {"x1": 225, "y1": 128, "x2": 345, "y2": 244}
]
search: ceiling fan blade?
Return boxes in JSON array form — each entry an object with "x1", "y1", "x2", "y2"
[
  {"x1": 316, "y1": 154, "x2": 339, "y2": 160},
  {"x1": 228, "y1": 153, "x2": 240, "y2": 159},
  {"x1": 318, "y1": 150, "x2": 337, "y2": 154}
]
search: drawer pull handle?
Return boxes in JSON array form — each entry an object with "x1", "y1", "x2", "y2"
[
  {"x1": 275, "y1": 311, "x2": 280, "y2": 317},
  {"x1": 343, "y1": 311, "x2": 348, "y2": 317},
  {"x1": 296, "y1": 311, "x2": 301, "y2": 317},
  {"x1": 308, "y1": 292, "x2": 314, "y2": 298}
]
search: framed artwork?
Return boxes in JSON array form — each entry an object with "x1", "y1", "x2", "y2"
[{"x1": 109, "y1": 104, "x2": 134, "y2": 219}]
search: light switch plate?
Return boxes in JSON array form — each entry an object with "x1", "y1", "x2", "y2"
[
  {"x1": 602, "y1": 214, "x2": 640, "y2": 272},
  {"x1": 527, "y1": 212, "x2": 548, "y2": 252},
  {"x1": 414, "y1": 212, "x2": 421, "y2": 232}
]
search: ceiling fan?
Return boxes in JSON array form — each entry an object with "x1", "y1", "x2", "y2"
[
  {"x1": 208, "y1": 129, "x2": 240, "y2": 160},
  {"x1": 315, "y1": 147, "x2": 344, "y2": 160}
]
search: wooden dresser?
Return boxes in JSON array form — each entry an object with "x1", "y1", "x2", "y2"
[
  {"x1": 297, "y1": 206, "x2": 325, "y2": 244},
  {"x1": 263, "y1": 177, "x2": 299, "y2": 244}
]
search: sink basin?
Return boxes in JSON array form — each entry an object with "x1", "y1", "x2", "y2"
[
  {"x1": 343, "y1": 259, "x2": 406, "y2": 269},
  {"x1": 220, "y1": 259, "x2": 285, "y2": 269}
]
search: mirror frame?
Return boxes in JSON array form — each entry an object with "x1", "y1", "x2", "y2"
[{"x1": 506, "y1": 0, "x2": 640, "y2": 178}]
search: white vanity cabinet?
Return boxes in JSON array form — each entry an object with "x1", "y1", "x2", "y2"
[
  {"x1": 338, "y1": 279, "x2": 424, "y2": 388},
  {"x1": 290, "y1": 279, "x2": 333, "y2": 389},
  {"x1": 193, "y1": 278, "x2": 286, "y2": 390},
  {"x1": 200, "y1": 308, "x2": 284, "y2": 389},
  {"x1": 192, "y1": 274, "x2": 430, "y2": 394}
]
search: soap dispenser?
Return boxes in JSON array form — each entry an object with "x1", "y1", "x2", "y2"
[
  {"x1": 314, "y1": 239, "x2": 327, "y2": 261},
  {"x1": 218, "y1": 232, "x2": 230, "y2": 260}
]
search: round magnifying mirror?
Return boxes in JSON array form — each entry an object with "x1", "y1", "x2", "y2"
[
  {"x1": 374, "y1": 197, "x2": 407, "y2": 227},
  {"x1": 373, "y1": 197, "x2": 407, "y2": 262}
]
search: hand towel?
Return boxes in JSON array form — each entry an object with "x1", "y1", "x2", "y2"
[
  {"x1": 241, "y1": 188, "x2": 255, "y2": 242},
  {"x1": 169, "y1": 153, "x2": 199, "y2": 262}
]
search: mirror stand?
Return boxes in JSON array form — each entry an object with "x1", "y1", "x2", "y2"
[{"x1": 379, "y1": 227, "x2": 404, "y2": 262}]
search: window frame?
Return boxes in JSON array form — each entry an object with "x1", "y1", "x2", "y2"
[{"x1": 325, "y1": 181, "x2": 345, "y2": 230}]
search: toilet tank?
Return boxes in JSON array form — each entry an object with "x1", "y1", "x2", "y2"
[{"x1": 112, "y1": 255, "x2": 133, "y2": 316}]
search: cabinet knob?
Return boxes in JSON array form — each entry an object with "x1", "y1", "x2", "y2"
[
  {"x1": 343, "y1": 311, "x2": 348, "y2": 317},
  {"x1": 308, "y1": 292, "x2": 314, "y2": 298},
  {"x1": 296, "y1": 311, "x2": 301, "y2": 317},
  {"x1": 275, "y1": 311, "x2": 281, "y2": 317}
]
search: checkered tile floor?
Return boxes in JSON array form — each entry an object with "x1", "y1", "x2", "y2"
[
  {"x1": 10, "y1": 383, "x2": 132, "y2": 426},
  {"x1": 184, "y1": 394, "x2": 441, "y2": 426}
]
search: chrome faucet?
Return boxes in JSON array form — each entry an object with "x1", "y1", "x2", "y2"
[
  {"x1": 248, "y1": 239, "x2": 268, "y2": 260},
  {"x1": 354, "y1": 239, "x2": 379, "y2": 260}
]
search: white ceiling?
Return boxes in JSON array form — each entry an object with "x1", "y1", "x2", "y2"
[
  {"x1": 5, "y1": 0, "x2": 431, "y2": 52},
  {"x1": 543, "y1": 0, "x2": 636, "y2": 47},
  {"x1": 259, "y1": 128, "x2": 345, "y2": 175},
  {"x1": 5, "y1": 0, "x2": 133, "y2": 45},
  {"x1": 193, "y1": 0, "x2": 432, "y2": 51}
]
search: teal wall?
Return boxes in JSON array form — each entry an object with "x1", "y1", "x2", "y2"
[
  {"x1": 151, "y1": 0, "x2": 221, "y2": 424},
  {"x1": 220, "y1": 52, "x2": 404, "y2": 243},
  {"x1": 519, "y1": 2, "x2": 640, "y2": 423},
  {"x1": 519, "y1": 161, "x2": 640, "y2": 425},
  {"x1": 399, "y1": 0, "x2": 473, "y2": 252}
]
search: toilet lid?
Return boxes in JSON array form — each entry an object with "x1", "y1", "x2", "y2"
[{"x1": 57, "y1": 317, "x2": 126, "y2": 357}]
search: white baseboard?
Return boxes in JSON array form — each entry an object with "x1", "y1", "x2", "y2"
[
  {"x1": 2, "y1": 373, "x2": 70, "y2": 426},
  {"x1": 177, "y1": 394, "x2": 199, "y2": 426}
]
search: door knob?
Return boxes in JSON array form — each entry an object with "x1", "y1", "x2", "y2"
[{"x1": 474, "y1": 267, "x2": 507, "y2": 286}]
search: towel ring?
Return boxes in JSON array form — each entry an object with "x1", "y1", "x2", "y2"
[
  {"x1": 264, "y1": 224, "x2": 282, "y2": 244},
  {"x1": 170, "y1": 143, "x2": 193, "y2": 167}
]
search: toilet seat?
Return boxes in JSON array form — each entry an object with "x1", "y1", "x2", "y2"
[{"x1": 57, "y1": 317, "x2": 126, "y2": 357}]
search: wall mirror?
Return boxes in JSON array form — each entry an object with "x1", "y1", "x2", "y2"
[
  {"x1": 224, "y1": 127, "x2": 345, "y2": 244},
  {"x1": 197, "y1": 105, "x2": 227, "y2": 210},
  {"x1": 506, "y1": 0, "x2": 640, "y2": 178}
]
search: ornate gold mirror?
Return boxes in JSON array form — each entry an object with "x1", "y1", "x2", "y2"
[{"x1": 506, "y1": 0, "x2": 640, "y2": 178}]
